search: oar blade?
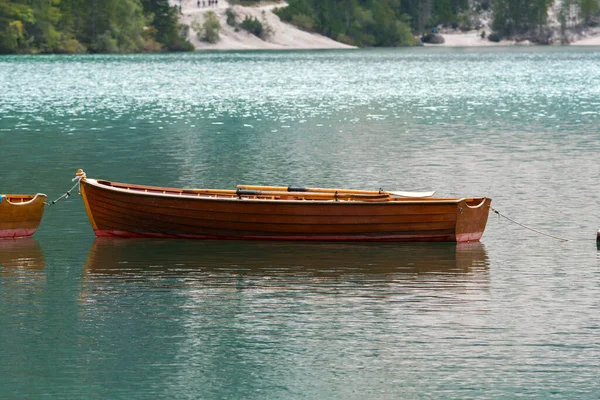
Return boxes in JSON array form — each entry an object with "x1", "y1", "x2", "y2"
[{"x1": 388, "y1": 191, "x2": 435, "y2": 197}]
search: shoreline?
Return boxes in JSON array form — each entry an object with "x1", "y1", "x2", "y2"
[
  {"x1": 173, "y1": 0, "x2": 600, "y2": 50},
  {"x1": 174, "y1": 0, "x2": 354, "y2": 51},
  {"x1": 424, "y1": 30, "x2": 600, "y2": 47}
]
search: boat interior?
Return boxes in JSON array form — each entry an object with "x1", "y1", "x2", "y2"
[
  {"x1": 94, "y1": 179, "x2": 485, "y2": 204},
  {"x1": 0, "y1": 195, "x2": 38, "y2": 204}
]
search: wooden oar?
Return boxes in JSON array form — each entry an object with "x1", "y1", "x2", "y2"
[
  {"x1": 238, "y1": 189, "x2": 389, "y2": 200},
  {"x1": 182, "y1": 188, "x2": 238, "y2": 195},
  {"x1": 236, "y1": 185, "x2": 435, "y2": 198},
  {"x1": 183, "y1": 188, "x2": 390, "y2": 201}
]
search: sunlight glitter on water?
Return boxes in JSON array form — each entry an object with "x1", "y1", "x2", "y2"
[{"x1": 1, "y1": 47, "x2": 600, "y2": 399}]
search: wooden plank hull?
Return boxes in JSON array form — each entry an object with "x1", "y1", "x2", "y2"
[
  {"x1": 0, "y1": 194, "x2": 46, "y2": 239},
  {"x1": 80, "y1": 178, "x2": 491, "y2": 243}
]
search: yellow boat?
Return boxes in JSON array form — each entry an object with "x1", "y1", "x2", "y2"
[{"x1": 0, "y1": 194, "x2": 47, "y2": 239}]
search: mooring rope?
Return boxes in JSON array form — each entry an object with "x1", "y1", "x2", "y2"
[
  {"x1": 46, "y1": 170, "x2": 86, "y2": 206},
  {"x1": 491, "y1": 207, "x2": 571, "y2": 242}
]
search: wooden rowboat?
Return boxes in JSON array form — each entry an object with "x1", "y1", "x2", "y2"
[
  {"x1": 78, "y1": 170, "x2": 491, "y2": 242},
  {"x1": 0, "y1": 194, "x2": 47, "y2": 239}
]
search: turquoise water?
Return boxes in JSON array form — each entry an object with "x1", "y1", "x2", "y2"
[{"x1": 1, "y1": 47, "x2": 599, "y2": 398}]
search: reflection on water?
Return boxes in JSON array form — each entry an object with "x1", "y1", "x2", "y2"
[
  {"x1": 84, "y1": 238, "x2": 489, "y2": 278},
  {"x1": 76, "y1": 239, "x2": 491, "y2": 399},
  {"x1": 0, "y1": 238, "x2": 45, "y2": 271},
  {"x1": 0, "y1": 239, "x2": 45, "y2": 300},
  {"x1": 80, "y1": 238, "x2": 490, "y2": 308}
]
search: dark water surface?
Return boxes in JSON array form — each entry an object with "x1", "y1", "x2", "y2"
[{"x1": 1, "y1": 47, "x2": 599, "y2": 398}]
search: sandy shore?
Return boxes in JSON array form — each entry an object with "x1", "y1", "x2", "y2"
[
  {"x1": 570, "y1": 31, "x2": 600, "y2": 45},
  {"x1": 171, "y1": 0, "x2": 600, "y2": 50},
  {"x1": 427, "y1": 29, "x2": 600, "y2": 47},
  {"x1": 173, "y1": 0, "x2": 353, "y2": 50}
]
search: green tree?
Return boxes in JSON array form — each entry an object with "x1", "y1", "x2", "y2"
[
  {"x1": 240, "y1": 15, "x2": 263, "y2": 38},
  {"x1": 276, "y1": 0, "x2": 416, "y2": 47},
  {"x1": 140, "y1": 0, "x2": 193, "y2": 51},
  {"x1": 492, "y1": 0, "x2": 553, "y2": 36},
  {"x1": 0, "y1": 0, "x2": 193, "y2": 53},
  {"x1": 201, "y1": 10, "x2": 221, "y2": 43},
  {"x1": 579, "y1": 0, "x2": 600, "y2": 23},
  {"x1": 0, "y1": 1, "x2": 35, "y2": 53}
]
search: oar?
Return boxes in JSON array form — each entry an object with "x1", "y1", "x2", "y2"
[
  {"x1": 183, "y1": 188, "x2": 390, "y2": 201},
  {"x1": 182, "y1": 188, "x2": 238, "y2": 195},
  {"x1": 236, "y1": 185, "x2": 435, "y2": 198},
  {"x1": 245, "y1": 189, "x2": 387, "y2": 200}
]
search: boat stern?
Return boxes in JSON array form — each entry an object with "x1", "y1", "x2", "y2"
[
  {"x1": 455, "y1": 197, "x2": 492, "y2": 242},
  {"x1": 0, "y1": 193, "x2": 47, "y2": 239}
]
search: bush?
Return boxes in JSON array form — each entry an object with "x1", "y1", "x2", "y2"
[
  {"x1": 164, "y1": 24, "x2": 195, "y2": 51},
  {"x1": 456, "y1": 14, "x2": 473, "y2": 31},
  {"x1": 94, "y1": 31, "x2": 119, "y2": 53},
  {"x1": 391, "y1": 20, "x2": 417, "y2": 46},
  {"x1": 226, "y1": 8, "x2": 237, "y2": 26},
  {"x1": 180, "y1": 24, "x2": 190, "y2": 39},
  {"x1": 202, "y1": 11, "x2": 221, "y2": 43},
  {"x1": 291, "y1": 14, "x2": 315, "y2": 31},
  {"x1": 240, "y1": 16, "x2": 263, "y2": 38},
  {"x1": 144, "y1": 38, "x2": 163, "y2": 52},
  {"x1": 336, "y1": 33, "x2": 353, "y2": 45},
  {"x1": 59, "y1": 39, "x2": 87, "y2": 54}
]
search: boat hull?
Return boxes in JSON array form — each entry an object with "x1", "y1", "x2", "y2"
[
  {"x1": 0, "y1": 194, "x2": 47, "y2": 239},
  {"x1": 80, "y1": 179, "x2": 491, "y2": 243}
]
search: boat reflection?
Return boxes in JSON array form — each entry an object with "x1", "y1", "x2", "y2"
[
  {"x1": 78, "y1": 239, "x2": 490, "y2": 391},
  {"x1": 0, "y1": 238, "x2": 45, "y2": 271},
  {"x1": 83, "y1": 238, "x2": 489, "y2": 278}
]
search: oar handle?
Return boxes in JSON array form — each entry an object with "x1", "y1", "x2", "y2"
[{"x1": 182, "y1": 187, "x2": 389, "y2": 201}]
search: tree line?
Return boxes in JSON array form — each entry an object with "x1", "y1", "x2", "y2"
[
  {"x1": 0, "y1": 0, "x2": 193, "y2": 54},
  {"x1": 276, "y1": 0, "x2": 600, "y2": 46},
  {"x1": 2, "y1": 0, "x2": 600, "y2": 53}
]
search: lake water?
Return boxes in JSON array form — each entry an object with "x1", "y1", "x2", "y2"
[{"x1": 1, "y1": 47, "x2": 599, "y2": 398}]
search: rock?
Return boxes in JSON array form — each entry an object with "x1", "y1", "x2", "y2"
[
  {"x1": 421, "y1": 33, "x2": 445, "y2": 44},
  {"x1": 487, "y1": 32, "x2": 502, "y2": 42}
]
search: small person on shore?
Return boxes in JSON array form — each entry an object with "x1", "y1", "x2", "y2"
[{"x1": 197, "y1": 0, "x2": 200, "y2": 7}]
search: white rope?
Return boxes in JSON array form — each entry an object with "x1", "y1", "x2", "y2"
[
  {"x1": 491, "y1": 207, "x2": 570, "y2": 242},
  {"x1": 47, "y1": 171, "x2": 86, "y2": 206}
]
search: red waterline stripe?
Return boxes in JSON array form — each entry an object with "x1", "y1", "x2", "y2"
[
  {"x1": 94, "y1": 229, "x2": 467, "y2": 242},
  {"x1": 0, "y1": 228, "x2": 37, "y2": 239}
]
